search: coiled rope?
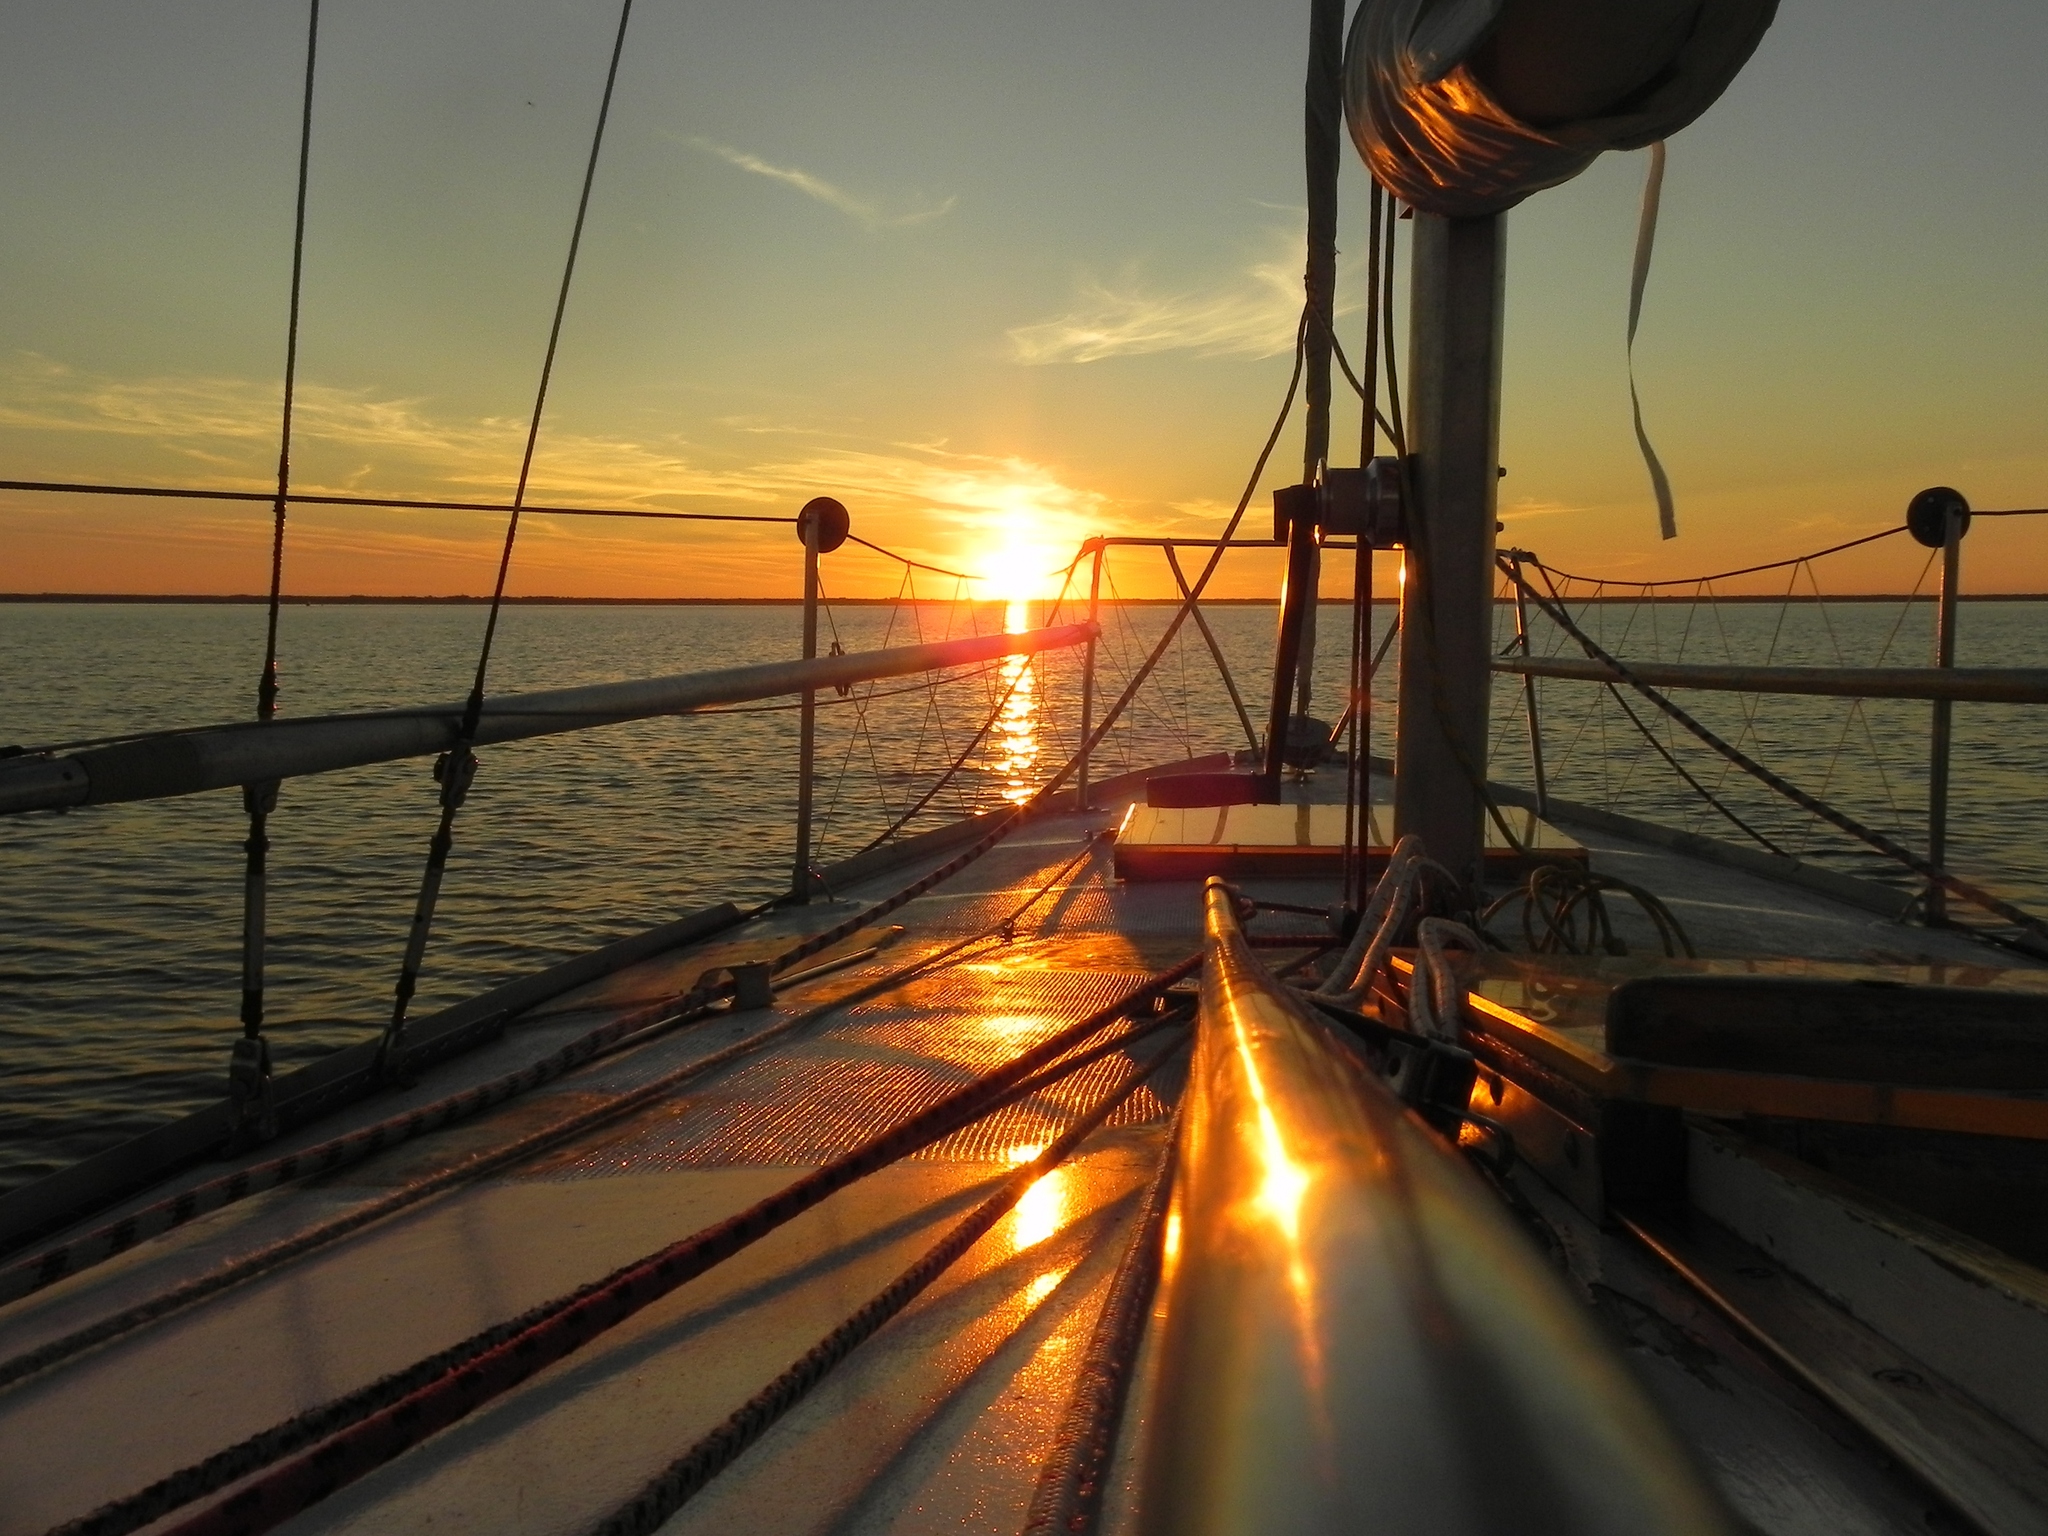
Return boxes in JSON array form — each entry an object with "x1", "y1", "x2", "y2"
[{"x1": 1482, "y1": 864, "x2": 1695, "y2": 959}]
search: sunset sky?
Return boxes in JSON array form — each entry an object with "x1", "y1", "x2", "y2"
[{"x1": 1, "y1": 0, "x2": 2044, "y2": 600}]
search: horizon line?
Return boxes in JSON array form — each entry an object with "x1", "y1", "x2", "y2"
[{"x1": 4, "y1": 592, "x2": 2048, "y2": 607}]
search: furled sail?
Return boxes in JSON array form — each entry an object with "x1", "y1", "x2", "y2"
[{"x1": 1344, "y1": 0, "x2": 1777, "y2": 217}]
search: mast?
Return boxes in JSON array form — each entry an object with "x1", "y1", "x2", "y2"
[
  {"x1": 1391, "y1": 214, "x2": 1506, "y2": 890},
  {"x1": 1258, "y1": 0, "x2": 1345, "y2": 793}
]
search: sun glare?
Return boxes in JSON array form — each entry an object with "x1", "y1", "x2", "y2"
[{"x1": 956, "y1": 479, "x2": 1087, "y2": 607}]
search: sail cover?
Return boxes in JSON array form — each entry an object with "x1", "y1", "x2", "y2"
[{"x1": 1344, "y1": 0, "x2": 1776, "y2": 217}]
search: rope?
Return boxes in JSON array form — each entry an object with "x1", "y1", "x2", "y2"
[
  {"x1": 255, "y1": 0, "x2": 320, "y2": 725},
  {"x1": 1508, "y1": 560, "x2": 2048, "y2": 941},
  {"x1": 137, "y1": 965, "x2": 1194, "y2": 1536},
  {"x1": 1018, "y1": 1105, "x2": 1181, "y2": 1536},
  {"x1": 49, "y1": 1006, "x2": 1181, "y2": 1536},
  {"x1": 1481, "y1": 864, "x2": 1694, "y2": 959},
  {"x1": 1, "y1": 805, "x2": 1110, "y2": 1359},
  {"x1": 1407, "y1": 917, "x2": 1487, "y2": 1043},
  {"x1": 1592, "y1": 676, "x2": 1787, "y2": 855},
  {"x1": 1313, "y1": 833, "x2": 1420, "y2": 1006},
  {"x1": 378, "y1": 0, "x2": 635, "y2": 1070},
  {"x1": 586, "y1": 1039, "x2": 1185, "y2": 1536}
]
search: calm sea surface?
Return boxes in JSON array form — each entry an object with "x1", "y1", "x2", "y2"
[{"x1": 5, "y1": 596, "x2": 2045, "y2": 1191}]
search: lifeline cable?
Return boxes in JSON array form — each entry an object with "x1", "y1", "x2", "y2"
[
  {"x1": 0, "y1": 478, "x2": 795, "y2": 522},
  {"x1": 1018, "y1": 1103, "x2": 1182, "y2": 1536},
  {"x1": 585, "y1": 1039, "x2": 1185, "y2": 1536},
  {"x1": 1526, "y1": 526, "x2": 1907, "y2": 590},
  {"x1": 1509, "y1": 560, "x2": 2048, "y2": 940},
  {"x1": 378, "y1": 0, "x2": 636, "y2": 1072},
  {"x1": 44, "y1": 1009, "x2": 1184, "y2": 1536},
  {"x1": 145, "y1": 967, "x2": 1197, "y2": 1536}
]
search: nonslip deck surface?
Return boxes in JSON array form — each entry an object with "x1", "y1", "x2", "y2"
[{"x1": 0, "y1": 819, "x2": 1200, "y2": 1536}]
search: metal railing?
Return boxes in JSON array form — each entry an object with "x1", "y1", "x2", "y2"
[
  {"x1": 1494, "y1": 503, "x2": 2048, "y2": 936},
  {"x1": 0, "y1": 624, "x2": 1095, "y2": 815}
]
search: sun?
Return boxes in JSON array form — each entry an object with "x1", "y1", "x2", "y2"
[{"x1": 952, "y1": 476, "x2": 1093, "y2": 610}]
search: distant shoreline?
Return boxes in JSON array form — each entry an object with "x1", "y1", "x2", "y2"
[{"x1": 2, "y1": 593, "x2": 2045, "y2": 606}]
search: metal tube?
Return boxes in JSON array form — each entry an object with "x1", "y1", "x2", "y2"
[
  {"x1": 791, "y1": 516, "x2": 821, "y2": 904},
  {"x1": 1927, "y1": 510, "x2": 1964, "y2": 923},
  {"x1": 1078, "y1": 543, "x2": 1105, "y2": 812},
  {"x1": 1394, "y1": 214, "x2": 1507, "y2": 890},
  {"x1": 1491, "y1": 655, "x2": 2041, "y2": 703},
  {"x1": 1166, "y1": 545, "x2": 1259, "y2": 754},
  {"x1": 1346, "y1": 543, "x2": 1374, "y2": 909},
  {"x1": 1510, "y1": 555, "x2": 1550, "y2": 818},
  {"x1": 1137, "y1": 879, "x2": 1738, "y2": 1536},
  {"x1": 0, "y1": 624, "x2": 1097, "y2": 816},
  {"x1": 1261, "y1": 515, "x2": 1322, "y2": 794}
]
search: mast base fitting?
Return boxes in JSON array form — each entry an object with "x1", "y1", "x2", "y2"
[{"x1": 1273, "y1": 455, "x2": 1407, "y2": 545}]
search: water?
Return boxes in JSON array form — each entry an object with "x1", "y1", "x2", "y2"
[{"x1": 5, "y1": 595, "x2": 2046, "y2": 1192}]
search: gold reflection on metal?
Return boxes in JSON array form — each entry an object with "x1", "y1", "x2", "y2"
[
  {"x1": 1229, "y1": 1000, "x2": 1331, "y2": 1436},
  {"x1": 1232, "y1": 1011, "x2": 1314, "y2": 1243}
]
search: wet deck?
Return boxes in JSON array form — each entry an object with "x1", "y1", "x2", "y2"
[{"x1": 0, "y1": 770, "x2": 2038, "y2": 1535}]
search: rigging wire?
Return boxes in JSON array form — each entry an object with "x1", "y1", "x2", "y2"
[
  {"x1": 227, "y1": 0, "x2": 321, "y2": 1142},
  {"x1": 378, "y1": 0, "x2": 637, "y2": 1074}
]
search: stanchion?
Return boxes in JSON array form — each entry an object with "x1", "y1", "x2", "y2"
[
  {"x1": 790, "y1": 497, "x2": 849, "y2": 904},
  {"x1": 1911, "y1": 487, "x2": 1971, "y2": 925},
  {"x1": 1077, "y1": 539, "x2": 1104, "y2": 812}
]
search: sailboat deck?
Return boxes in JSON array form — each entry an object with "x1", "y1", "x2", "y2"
[{"x1": 1, "y1": 777, "x2": 2041, "y2": 1535}]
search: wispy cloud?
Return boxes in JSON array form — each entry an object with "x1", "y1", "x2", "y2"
[
  {"x1": 0, "y1": 353, "x2": 767, "y2": 506},
  {"x1": 0, "y1": 354, "x2": 1110, "y2": 585},
  {"x1": 686, "y1": 137, "x2": 955, "y2": 232},
  {"x1": 1008, "y1": 245, "x2": 1307, "y2": 365}
]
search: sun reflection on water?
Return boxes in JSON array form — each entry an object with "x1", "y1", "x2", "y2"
[{"x1": 991, "y1": 597, "x2": 1040, "y2": 808}]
